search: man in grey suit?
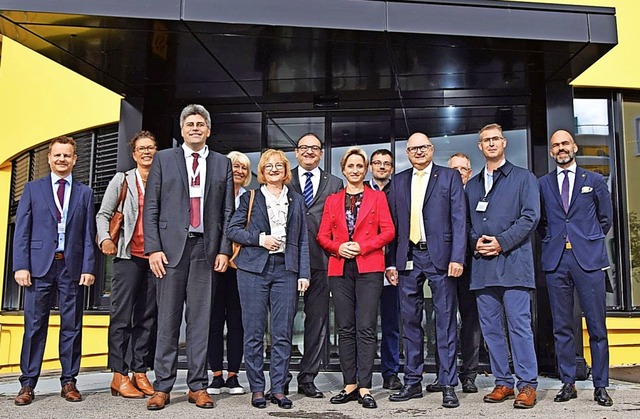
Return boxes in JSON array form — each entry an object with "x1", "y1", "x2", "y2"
[
  {"x1": 289, "y1": 133, "x2": 343, "y2": 398},
  {"x1": 144, "y1": 104, "x2": 235, "y2": 410}
]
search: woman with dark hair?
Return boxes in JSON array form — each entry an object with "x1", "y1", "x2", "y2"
[
  {"x1": 317, "y1": 147, "x2": 395, "y2": 409},
  {"x1": 96, "y1": 131, "x2": 158, "y2": 398},
  {"x1": 227, "y1": 149, "x2": 310, "y2": 410}
]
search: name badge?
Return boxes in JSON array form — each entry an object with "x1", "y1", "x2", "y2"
[
  {"x1": 476, "y1": 201, "x2": 488, "y2": 212},
  {"x1": 190, "y1": 185, "x2": 202, "y2": 198},
  {"x1": 404, "y1": 260, "x2": 414, "y2": 271},
  {"x1": 57, "y1": 222, "x2": 66, "y2": 234}
]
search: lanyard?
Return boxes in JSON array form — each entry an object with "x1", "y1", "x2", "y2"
[
  {"x1": 187, "y1": 154, "x2": 203, "y2": 186},
  {"x1": 135, "y1": 169, "x2": 145, "y2": 196},
  {"x1": 54, "y1": 181, "x2": 69, "y2": 221}
]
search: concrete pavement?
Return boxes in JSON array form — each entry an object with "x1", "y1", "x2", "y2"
[{"x1": 1, "y1": 370, "x2": 639, "y2": 418}]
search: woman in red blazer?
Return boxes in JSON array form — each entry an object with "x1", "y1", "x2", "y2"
[{"x1": 317, "y1": 147, "x2": 395, "y2": 409}]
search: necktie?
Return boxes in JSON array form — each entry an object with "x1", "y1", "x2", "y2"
[
  {"x1": 56, "y1": 179, "x2": 66, "y2": 222},
  {"x1": 303, "y1": 172, "x2": 314, "y2": 207},
  {"x1": 410, "y1": 171, "x2": 426, "y2": 244},
  {"x1": 561, "y1": 169, "x2": 570, "y2": 212},
  {"x1": 190, "y1": 153, "x2": 201, "y2": 228}
]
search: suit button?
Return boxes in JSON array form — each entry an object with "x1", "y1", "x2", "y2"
[
  {"x1": 565, "y1": 219, "x2": 569, "y2": 222},
  {"x1": 482, "y1": 217, "x2": 487, "y2": 221}
]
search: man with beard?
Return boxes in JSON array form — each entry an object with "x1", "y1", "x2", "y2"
[{"x1": 538, "y1": 130, "x2": 613, "y2": 407}]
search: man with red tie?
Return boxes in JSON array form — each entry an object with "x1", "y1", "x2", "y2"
[
  {"x1": 144, "y1": 104, "x2": 235, "y2": 410},
  {"x1": 13, "y1": 136, "x2": 96, "y2": 405}
]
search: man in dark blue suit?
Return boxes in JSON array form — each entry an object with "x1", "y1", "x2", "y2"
[
  {"x1": 385, "y1": 132, "x2": 467, "y2": 408},
  {"x1": 13, "y1": 136, "x2": 96, "y2": 406},
  {"x1": 538, "y1": 130, "x2": 614, "y2": 407}
]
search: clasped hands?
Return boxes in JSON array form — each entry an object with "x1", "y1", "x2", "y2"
[
  {"x1": 338, "y1": 241, "x2": 361, "y2": 259},
  {"x1": 475, "y1": 234, "x2": 502, "y2": 257}
]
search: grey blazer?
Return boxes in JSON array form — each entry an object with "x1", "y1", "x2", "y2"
[
  {"x1": 143, "y1": 147, "x2": 235, "y2": 268},
  {"x1": 290, "y1": 166, "x2": 343, "y2": 270},
  {"x1": 96, "y1": 169, "x2": 140, "y2": 259}
]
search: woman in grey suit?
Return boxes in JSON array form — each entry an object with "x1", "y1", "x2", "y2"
[
  {"x1": 227, "y1": 149, "x2": 310, "y2": 410},
  {"x1": 96, "y1": 131, "x2": 158, "y2": 399}
]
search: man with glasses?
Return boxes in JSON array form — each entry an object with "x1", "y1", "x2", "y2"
[
  {"x1": 385, "y1": 132, "x2": 466, "y2": 408},
  {"x1": 365, "y1": 149, "x2": 402, "y2": 390},
  {"x1": 289, "y1": 133, "x2": 343, "y2": 398},
  {"x1": 465, "y1": 123, "x2": 540, "y2": 409}
]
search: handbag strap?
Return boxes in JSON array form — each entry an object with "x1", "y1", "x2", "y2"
[
  {"x1": 244, "y1": 190, "x2": 255, "y2": 229},
  {"x1": 116, "y1": 174, "x2": 128, "y2": 212}
]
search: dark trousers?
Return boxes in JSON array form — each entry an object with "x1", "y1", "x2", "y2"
[
  {"x1": 329, "y1": 260, "x2": 383, "y2": 389},
  {"x1": 108, "y1": 255, "x2": 157, "y2": 374},
  {"x1": 208, "y1": 267, "x2": 244, "y2": 373},
  {"x1": 297, "y1": 267, "x2": 330, "y2": 384},
  {"x1": 546, "y1": 249, "x2": 609, "y2": 387},
  {"x1": 476, "y1": 286, "x2": 538, "y2": 390},
  {"x1": 20, "y1": 259, "x2": 84, "y2": 388},
  {"x1": 153, "y1": 236, "x2": 216, "y2": 393},
  {"x1": 380, "y1": 284, "x2": 400, "y2": 378},
  {"x1": 238, "y1": 254, "x2": 297, "y2": 393},
  {"x1": 398, "y1": 248, "x2": 459, "y2": 386},
  {"x1": 432, "y1": 272, "x2": 481, "y2": 381}
]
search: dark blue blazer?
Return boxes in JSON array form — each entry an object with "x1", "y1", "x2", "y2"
[
  {"x1": 538, "y1": 166, "x2": 613, "y2": 272},
  {"x1": 13, "y1": 175, "x2": 96, "y2": 279},
  {"x1": 227, "y1": 187, "x2": 311, "y2": 279},
  {"x1": 386, "y1": 164, "x2": 467, "y2": 272}
]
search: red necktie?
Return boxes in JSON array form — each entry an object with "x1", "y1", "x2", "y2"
[
  {"x1": 190, "y1": 153, "x2": 201, "y2": 228},
  {"x1": 56, "y1": 179, "x2": 66, "y2": 222}
]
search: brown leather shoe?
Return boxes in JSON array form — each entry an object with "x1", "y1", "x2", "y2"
[
  {"x1": 483, "y1": 385, "x2": 515, "y2": 403},
  {"x1": 60, "y1": 382, "x2": 82, "y2": 402},
  {"x1": 15, "y1": 386, "x2": 35, "y2": 406},
  {"x1": 110, "y1": 372, "x2": 144, "y2": 398},
  {"x1": 514, "y1": 385, "x2": 537, "y2": 409},
  {"x1": 147, "y1": 391, "x2": 170, "y2": 411},
  {"x1": 132, "y1": 372, "x2": 155, "y2": 396},
  {"x1": 188, "y1": 389, "x2": 215, "y2": 409}
]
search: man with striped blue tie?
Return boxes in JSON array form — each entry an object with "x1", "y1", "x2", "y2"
[{"x1": 289, "y1": 133, "x2": 343, "y2": 398}]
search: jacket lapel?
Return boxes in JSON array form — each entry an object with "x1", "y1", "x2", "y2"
[
  {"x1": 423, "y1": 164, "x2": 439, "y2": 204},
  {"x1": 290, "y1": 167, "x2": 302, "y2": 194},
  {"x1": 570, "y1": 167, "x2": 587, "y2": 211},
  {"x1": 65, "y1": 180, "x2": 81, "y2": 223},
  {"x1": 312, "y1": 170, "x2": 330, "y2": 206},
  {"x1": 41, "y1": 176, "x2": 59, "y2": 222},
  {"x1": 255, "y1": 189, "x2": 269, "y2": 226},
  {"x1": 174, "y1": 148, "x2": 190, "y2": 195},
  {"x1": 354, "y1": 188, "x2": 373, "y2": 231}
]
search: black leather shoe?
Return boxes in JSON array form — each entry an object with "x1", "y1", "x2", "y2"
[
  {"x1": 389, "y1": 383, "x2": 423, "y2": 402},
  {"x1": 461, "y1": 377, "x2": 478, "y2": 393},
  {"x1": 554, "y1": 383, "x2": 577, "y2": 402},
  {"x1": 270, "y1": 394, "x2": 293, "y2": 409},
  {"x1": 594, "y1": 387, "x2": 613, "y2": 406},
  {"x1": 425, "y1": 380, "x2": 443, "y2": 393},
  {"x1": 359, "y1": 393, "x2": 378, "y2": 409},
  {"x1": 297, "y1": 382, "x2": 324, "y2": 398},
  {"x1": 251, "y1": 392, "x2": 267, "y2": 409},
  {"x1": 442, "y1": 385, "x2": 460, "y2": 408},
  {"x1": 383, "y1": 374, "x2": 403, "y2": 390},
  {"x1": 330, "y1": 388, "x2": 359, "y2": 404}
]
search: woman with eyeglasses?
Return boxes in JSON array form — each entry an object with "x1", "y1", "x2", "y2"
[
  {"x1": 227, "y1": 149, "x2": 310, "y2": 410},
  {"x1": 96, "y1": 131, "x2": 158, "y2": 398},
  {"x1": 317, "y1": 147, "x2": 395, "y2": 409},
  {"x1": 206, "y1": 151, "x2": 251, "y2": 396}
]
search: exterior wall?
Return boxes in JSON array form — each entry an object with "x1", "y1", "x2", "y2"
[{"x1": 0, "y1": 36, "x2": 120, "y2": 374}]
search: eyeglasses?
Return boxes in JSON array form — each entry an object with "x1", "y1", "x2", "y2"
[
  {"x1": 264, "y1": 163, "x2": 285, "y2": 171},
  {"x1": 371, "y1": 160, "x2": 393, "y2": 168},
  {"x1": 480, "y1": 136, "x2": 504, "y2": 144},
  {"x1": 406, "y1": 144, "x2": 433, "y2": 154},
  {"x1": 135, "y1": 145, "x2": 157, "y2": 153},
  {"x1": 296, "y1": 145, "x2": 321, "y2": 153}
]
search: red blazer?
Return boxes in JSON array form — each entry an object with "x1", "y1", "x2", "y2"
[{"x1": 317, "y1": 187, "x2": 395, "y2": 277}]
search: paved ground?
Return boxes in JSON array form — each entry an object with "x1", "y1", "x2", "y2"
[{"x1": 1, "y1": 369, "x2": 639, "y2": 418}]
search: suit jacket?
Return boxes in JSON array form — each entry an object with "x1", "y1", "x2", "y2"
[
  {"x1": 386, "y1": 164, "x2": 467, "y2": 272},
  {"x1": 13, "y1": 174, "x2": 96, "y2": 279},
  {"x1": 227, "y1": 187, "x2": 310, "y2": 279},
  {"x1": 143, "y1": 147, "x2": 234, "y2": 268},
  {"x1": 96, "y1": 169, "x2": 140, "y2": 259},
  {"x1": 538, "y1": 166, "x2": 613, "y2": 272},
  {"x1": 465, "y1": 160, "x2": 540, "y2": 290},
  {"x1": 317, "y1": 188, "x2": 395, "y2": 277},
  {"x1": 290, "y1": 166, "x2": 343, "y2": 270}
]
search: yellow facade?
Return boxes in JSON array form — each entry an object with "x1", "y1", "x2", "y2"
[{"x1": 0, "y1": 36, "x2": 121, "y2": 374}]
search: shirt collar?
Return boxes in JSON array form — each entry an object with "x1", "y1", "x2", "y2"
[
  {"x1": 556, "y1": 161, "x2": 577, "y2": 175},
  {"x1": 182, "y1": 143, "x2": 209, "y2": 158},
  {"x1": 412, "y1": 161, "x2": 433, "y2": 176},
  {"x1": 300, "y1": 166, "x2": 320, "y2": 178},
  {"x1": 51, "y1": 172, "x2": 72, "y2": 185}
]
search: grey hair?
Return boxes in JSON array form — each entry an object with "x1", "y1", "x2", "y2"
[{"x1": 179, "y1": 104, "x2": 211, "y2": 129}]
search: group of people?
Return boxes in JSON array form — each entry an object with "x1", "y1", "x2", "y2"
[{"x1": 12, "y1": 102, "x2": 614, "y2": 412}]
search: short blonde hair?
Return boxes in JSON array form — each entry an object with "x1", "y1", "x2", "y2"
[
  {"x1": 257, "y1": 149, "x2": 292, "y2": 184},
  {"x1": 340, "y1": 147, "x2": 368, "y2": 171},
  {"x1": 478, "y1": 123, "x2": 503, "y2": 142},
  {"x1": 227, "y1": 151, "x2": 252, "y2": 187}
]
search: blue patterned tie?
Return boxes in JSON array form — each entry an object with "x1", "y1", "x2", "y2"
[
  {"x1": 303, "y1": 172, "x2": 314, "y2": 207},
  {"x1": 561, "y1": 169, "x2": 570, "y2": 212}
]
